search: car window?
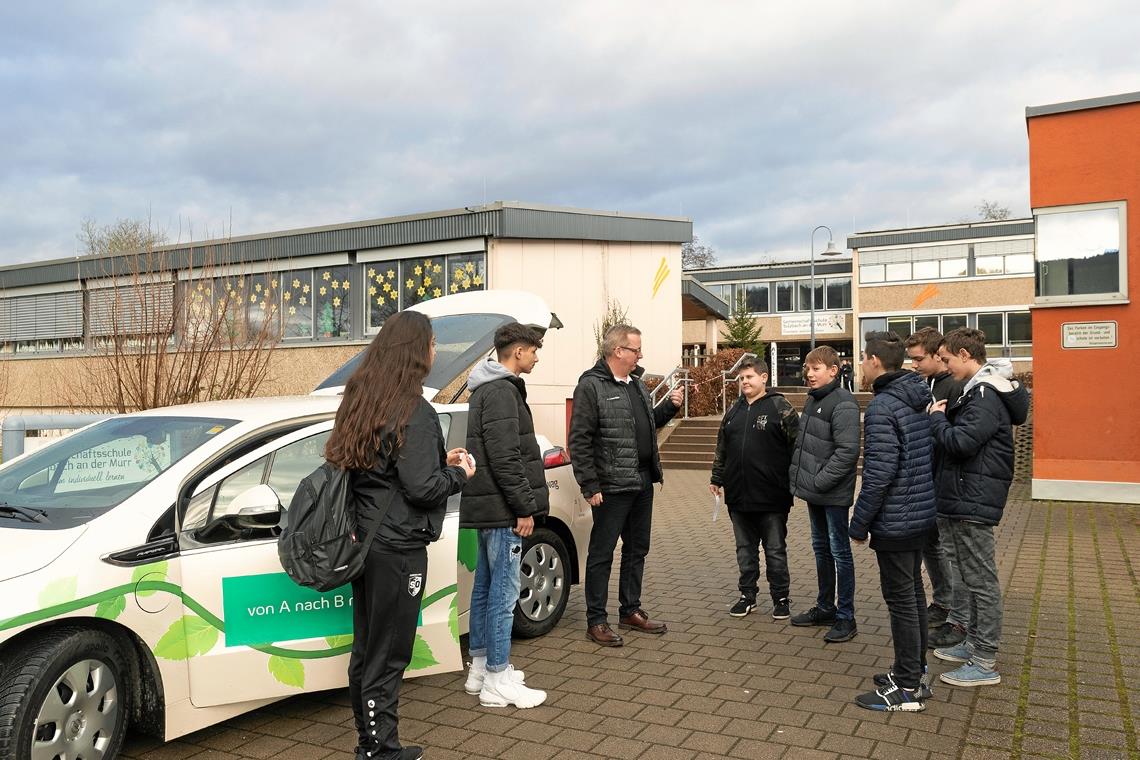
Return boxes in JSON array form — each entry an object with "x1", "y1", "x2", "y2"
[
  {"x1": 0, "y1": 416, "x2": 236, "y2": 530},
  {"x1": 266, "y1": 431, "x2": 331, "y2": 509},
  {"x1": 212, "y1": 458, "x2": 269, "y2": 522}
]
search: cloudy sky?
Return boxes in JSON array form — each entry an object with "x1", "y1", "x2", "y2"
[{"x1": 2, "y1": 1, "x2": 1137, "y2": 267}]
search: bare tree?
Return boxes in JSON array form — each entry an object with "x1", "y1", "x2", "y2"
[
  {"x1": 593, "y1": 299, "x2": 631, "y2": 359},
  {"x1": 977, "y1": 200, "x2": 1012, "y2": 221},
  {"x1": 77, "y1": 219, "x2": 282, "y2": 413},
  {"x1": 682, "y1": 235, "x2": 718, "y2": 270}
]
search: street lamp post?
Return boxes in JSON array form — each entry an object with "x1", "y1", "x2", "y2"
[{"x1": 809, "y1": 225, "x2": 842, "y2": 351}]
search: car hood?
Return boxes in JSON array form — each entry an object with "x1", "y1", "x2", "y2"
[{"x1": 0, "y1": 525, "x2": 87, "y2": 583}]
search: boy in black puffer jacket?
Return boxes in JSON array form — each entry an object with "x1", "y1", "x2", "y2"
[
  {"x1": 850, "y1": 331, "x2": 937, "y2": 712},
  {"x1": 928, "y1": 328, "x2": 1029, "y2": 689}
]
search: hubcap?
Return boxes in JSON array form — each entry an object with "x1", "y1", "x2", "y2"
[
  {"x1": 518, "y1": 542, "x2": 566, "y2": 622},
  {"x1": 33, "y1": 659, "x2": 119, "y2": 760}
]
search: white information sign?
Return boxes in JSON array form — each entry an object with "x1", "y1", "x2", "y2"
[
  {"x1": 1061, "y1": 321, "x2": 1117, "y2": 349},
  {"x1": 780, "y1": 312, "x2": 846, "y2": 336}
]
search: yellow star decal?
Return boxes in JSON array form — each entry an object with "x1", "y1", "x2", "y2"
[
  {"x1": 465, "y1": 262, "x2": 474, "y2": 273},
  {"x1": 332, "y1": 297, "x2": 341, "y2": 308},
  {"x1": 284, "y1": 291, "x2": 292, "y2": 301},
  {"x1": 271, "y1": 279, "x2": 278, "y2": 289},
  {"x1": 387, "y1": 269, "x2": 395, "y2": 279},
  {"x1": 369, "y1": 285, "x2": 377, "y2": 296},
  {"x1": 299, "y1": 296, "x2": 307, "y2": 306},
  {"x1": 417, "y1": 287, "x2": 425, "y2": 297},
  {"x1": 414, "y1": 265, "x2": 422, "y2": 276},
  {"x1": 292, "y1": 279, "x2": 301, "y2": 289},
  {"x1": 368, "y1": 268, "x2": 375, "y2": 278},
  {"x1": 450, "y1": 283, "x2": 459, "y2": 293},
  {"x1": 406, "y1": 279, "x2": 414, "y2": 289},
  {"x1": 473, "y1": 275, "x2": 483, "y2": 286},
  {"x1": 331, "y1": 280, "x2": 339, "y2": 290},
  {"x1": 376, "y1": 296, "x2": 385, "y2": 306},
  {"x1": 433, "y1": 287, "x2": 442, "y2": 298},
  {"x1": 423, "y1": 276, "x2": 432, "y2": 287},
  {"x1": 288, "y1": 306, "x2": 296, "y2": 316},
  {"x1": 302, "y1": 284, "x2": 310, "y2": 294},
  {"x1": 433, "y1": 264, "x2": 441, "y2": 273},
  {"x1": 319, "y1": 286, "x2": 327, "y2": 296},
  {"x1": 322, "y1": 271, "x2": 331, "y2": 281},
  {"x1": 342, "y1": 280, "x2": 349, "y2": 290},
  {"x1": 382, "y1": 282, "x2": 391, "y2": 293},
  {"x1": 255, "y1": 283, "x2": 262, "y2": 293}
]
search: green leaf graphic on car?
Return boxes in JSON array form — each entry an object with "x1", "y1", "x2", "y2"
[
  {"x1": 325, "y1": 634, "x2": 354, "y2": 649},
  {"x1": 268, "y1": 655, "x2": 305, "y2": 688},
  {"x1": 132, "y1": 561, "x2": 168, "y2": 597},
  {"x1": 448, "y1": 597, "x2": 459, "y2": 642},
  {"x1": 95, "y1": 595, "x2": 126, "y2": 620},
  {"x1": 409, "y1": 634, "x2": 438, "y2": 670},
  {"x1": 38, "y1": 577, "x2": 77, "y2": 608},
  {"x1": 458, "y1": 528, "x2": 478, "y2": 572},
  {"x1": 154, "y1": 615, "x2": 220, "y2": 660}
]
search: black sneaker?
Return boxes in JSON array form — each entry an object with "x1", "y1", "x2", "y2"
[
  {"x1": 772, "y1": 598, "x2": 790, "y2": 620},
  {"x1": 927, "y1": 621, "x2": 966, "y2": 649},
  {"x1": 927, "y1": 603, "x2": 949, "y2": 628},
  {"x1": 824, "y1": 618, "x2": 858, "y2": 642},
  {"x1": 790, "y1": 605, "x2": 836, "y2": 627},
  {"x1": 357, "y1": 748, "x2": 423, "y2": 760},
  {"x1": 729, "y1": 596, "x2": 756, "y2": 617},
  {"x1": 855, "y1": 681, "x2": 927, "y2": 712},
  {"x1": 872, "y1": 670, "x2": 933, "y2": 700}
]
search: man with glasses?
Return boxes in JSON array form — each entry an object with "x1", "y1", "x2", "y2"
[
  {"x1": 569, "y1": 324, "x2": 683, "y2": 647},
  {"x1": 904, "y1": 328, "x2": 966, "y2": 649}
]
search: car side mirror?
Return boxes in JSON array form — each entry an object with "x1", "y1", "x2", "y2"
[{"x1": 230, "y1": 484, "x2": 283, "y2": 529}]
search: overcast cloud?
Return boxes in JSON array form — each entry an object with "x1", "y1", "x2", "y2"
[{"x1": 1, "y1": 1, "x2": 1137, "y2": 266}]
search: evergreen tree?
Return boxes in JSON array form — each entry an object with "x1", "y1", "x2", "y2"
[{"x1": 720, "y1": 291, "x2": 765, "y2": 357}]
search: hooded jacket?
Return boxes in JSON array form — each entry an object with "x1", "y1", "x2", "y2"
[
  {"x1": 788, "y1": 377, "x2": 861, "y2": 507},
  {"x1": 352, "y1": 397, "x2": 467, "y2": 551},
  {"x1": 928, "y1": 371, "x2": 964, "y2": 405},
  {"x1": 568, "y1": 358, "x2": 679, "y2": 497},
  {"x1": 460, "y1": 357, "x2": 550, "y2": 529},
  {"x1": 931, "y1": 360, "x2": 1030, "y2": 525},
  {"x1": 849, "y1": 370, "x2": 937, "y2": 550},
  {"x1": 710, "y1": 392, "x2": 799, "y2": 512}
]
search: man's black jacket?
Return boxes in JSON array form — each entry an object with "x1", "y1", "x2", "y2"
[
  {"x1": 460, "y1": 358, "x2": 550, "y2": 529},
  {"x1": 569, "y1": 358, "x2": 679, "y2": 497}
]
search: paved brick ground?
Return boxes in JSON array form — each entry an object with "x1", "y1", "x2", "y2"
[{"x1": 123, "y1": 471, "x2": 1139, "y2": 760}]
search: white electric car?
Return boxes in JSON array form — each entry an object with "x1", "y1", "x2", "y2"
[{"x1": 0, "y1": 291, "x2": 591, "y2": 760}]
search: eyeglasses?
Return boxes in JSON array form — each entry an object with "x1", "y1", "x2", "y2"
[{"x1": 619, "y1": 345, "x2": 644, "y2": 356}]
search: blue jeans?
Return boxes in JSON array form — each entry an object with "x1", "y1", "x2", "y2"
[
  {"x1": 807, "y1": 503, "x2": 856, "y2": 620},
  {"x1": 468, "y1": 527, "x2": 522, "y2": 672}
]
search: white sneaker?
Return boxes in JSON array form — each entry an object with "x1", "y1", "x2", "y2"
[
  {"x1": 464, "y1": 662, "x2": 526, "y2": 695},
  {"x1": 479, "y1": 668, "x2": 546, "y2": 708}
]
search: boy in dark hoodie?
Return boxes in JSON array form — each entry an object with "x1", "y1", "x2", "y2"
[
  {"x1": 850, "y1": 331, "x2": 937, "y2": 712},
  {"x1": 904, "y1": 327, "x2": 964, "y2": 640},
  {"x1": 709, "y1": 358, "x2": 800, "y2": 620},
  {"x1": 928, "y1": 327, "x2": 1030, "y2": 688}
]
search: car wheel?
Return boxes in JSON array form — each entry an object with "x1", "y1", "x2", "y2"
[
  {"x1": 0, "y1": 628, "x2": 130, "y2": 760},
  {"x1": 513, "y1": 527, "x2": 570, "y2": 639}
]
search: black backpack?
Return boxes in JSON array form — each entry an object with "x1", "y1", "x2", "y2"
[{"x1": 277, "y1": 462, "x2": 394, "y2": 592}]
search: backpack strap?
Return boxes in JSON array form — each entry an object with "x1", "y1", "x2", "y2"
[{"x1": 357, "y1": 485, "x2": 398, "y2": 551}]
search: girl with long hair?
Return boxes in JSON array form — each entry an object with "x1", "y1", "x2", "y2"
[{"x1": 325, "y1": 310, "x2": 474, "y2": 760}]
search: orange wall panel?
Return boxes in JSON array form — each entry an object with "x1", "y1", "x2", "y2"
[{"x1": 1028, "y1": 102, "x2": 1140, "y2": 484}]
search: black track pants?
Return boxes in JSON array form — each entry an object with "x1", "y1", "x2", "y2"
[{"x1": 348, "y1": 543, "x2": 427, "y2": 757}]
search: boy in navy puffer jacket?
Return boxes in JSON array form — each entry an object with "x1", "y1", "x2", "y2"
[{"x1": 850, "y1": 331, "x2": 937, "y2": 712}]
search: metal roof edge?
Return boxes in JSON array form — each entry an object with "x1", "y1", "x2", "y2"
[
  {"x1": 1026, "y1": 91, "x2": 1140, "y2": 118},
  {"x1": 848, "y1": 220, "x2": 1035, "y2": 249},
  {"x1": 681, "y1": 276, "x2": 731, "y2": 319}
]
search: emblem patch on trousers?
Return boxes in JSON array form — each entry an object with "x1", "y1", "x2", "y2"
[{"x1": 408, "y1": 573, "x2": 423, "y2": 597}]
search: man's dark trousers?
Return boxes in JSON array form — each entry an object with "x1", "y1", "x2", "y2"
[
  {"x1": 585, "y1": 470, "x2": 653, "y2": 625},
  {"x1": 876, "y1": 549, "x2": 929, "y2": 689},
  {"x1": 728, "y1": 510, "x2": 790, "y2": 603}
]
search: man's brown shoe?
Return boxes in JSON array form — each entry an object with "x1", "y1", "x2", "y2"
[
  {"x1": 587, "y1": 623, "x2": 624, "y2": 647},
  {"x1": 618, "y1": 609, "x2": 667, "y2": 634}
]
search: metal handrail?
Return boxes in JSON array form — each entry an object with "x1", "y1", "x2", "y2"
[
  {"x1": 719, "y1": 352, "x2": 758, "y2": 414},
  {"x1": 651, "y1": 366, "x2": 691, "y2": 419}
]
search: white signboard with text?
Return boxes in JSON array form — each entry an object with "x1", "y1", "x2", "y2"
[
  {"x1": 1062, "y1": 321, "x2": 1117, "y2": 349},
  {"x1": 781, "y1": 312, "x2": 846, "y2": 336}
]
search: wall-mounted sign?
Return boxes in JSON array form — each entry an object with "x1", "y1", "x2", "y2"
[
  {"x1": 1061, "y1": 321, "x2": 1118, "y2": 349},
  {"x1": 780, "y1": 313, "x2": 846, "y2": 336}
]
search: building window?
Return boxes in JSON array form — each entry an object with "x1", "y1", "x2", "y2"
[
  {"x1": 942, "y1": 314, "x2": 968, "y2": 332},
  {"x1": 364, "y1": 262, "x2": 400, "y2": 332},
  {"x1": 1035, "y1": 201, "x2": 1127, "y2": 304},
  {"x1": 977, "y1": 313, "x2": 1004, "y2": 346},
  {"x1": 743, "y1": 282, "x2": 769, "y2": 314},
  {"x1": 825, "y1": 277, "x2": 851, "y2": 310},
  {"x1": 776, "y1": 281, "x2": 794, "y2": 312},
  {"x1": 940, "y1": 258, "x2": 968, "y2": 278},
  {"x1": 885, "y1": 262, "x2": 911, "y2": 282},
  {"x1": 912, "y1": 260, "x2": 940, "y2": 280},
  {"x1": 886, "y1": 317, "x2": 912, "y2": 339},
  {"x1": 861, "y1": 244, "x2": 971, "y2": 284},
  {"x1": 860, "y1": 264, "x2": 885, "y2": 283},
  {"x1": 447, "y1": 253, "x2": 486, "y2": 295},
  {"x1": 975, "y1": 256, "x2": 1005, "y2": 276},
  {"x1": 1008, "y1": 311, "x2": 1032, "y2": 344},
  {"x1": 797, "y1": 280, "x2": 824, "y2": 311},
  {"x1": 1006, "y1": 253, "x2": 1034, "y2": 273},
  {"x1": 914, "y1": 315, "x2": 939, "y2": 331},
  {"x1": 280, "y1": 271, "x2": 315, "y2": 339},
  {"x1": 315, "y1": 265, "x2": 353, "y2": 339}
]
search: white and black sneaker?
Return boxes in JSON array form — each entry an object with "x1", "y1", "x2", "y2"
[
  {"x1": 729, "y1": 596, "x2": 756, "y2": 617},
  {"x1": 855, "y1": 678, "x2": 927, "y2": 712},
  {"x1": 872, "y1": 670, "x2": 933, "y2": 700},
  {"x1": 772, "y1": 598, "x2": 791, "y2": 620}
]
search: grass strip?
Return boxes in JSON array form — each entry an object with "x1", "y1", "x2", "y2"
[
  {"x1": 1065, "y1": 505, "x2": 1080, "y2": 758},
  {"x1": 1094, "y1": 509, "x2": 1138, "y2": 756}
]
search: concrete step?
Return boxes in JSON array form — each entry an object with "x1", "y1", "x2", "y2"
[
  {"x1": 660, "y1": 459, "x2": 711, "y2": 470},
  {"x1": 660, "y1": 442, "x2": 718, "y2": 453}
]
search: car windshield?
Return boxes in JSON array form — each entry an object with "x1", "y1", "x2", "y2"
[
  {"x1": 0, "y1": 416, "x2": 237, "y2": 527},
  {"x1": 314, "y1": 313, "x2": 513, "y2": 392}
]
